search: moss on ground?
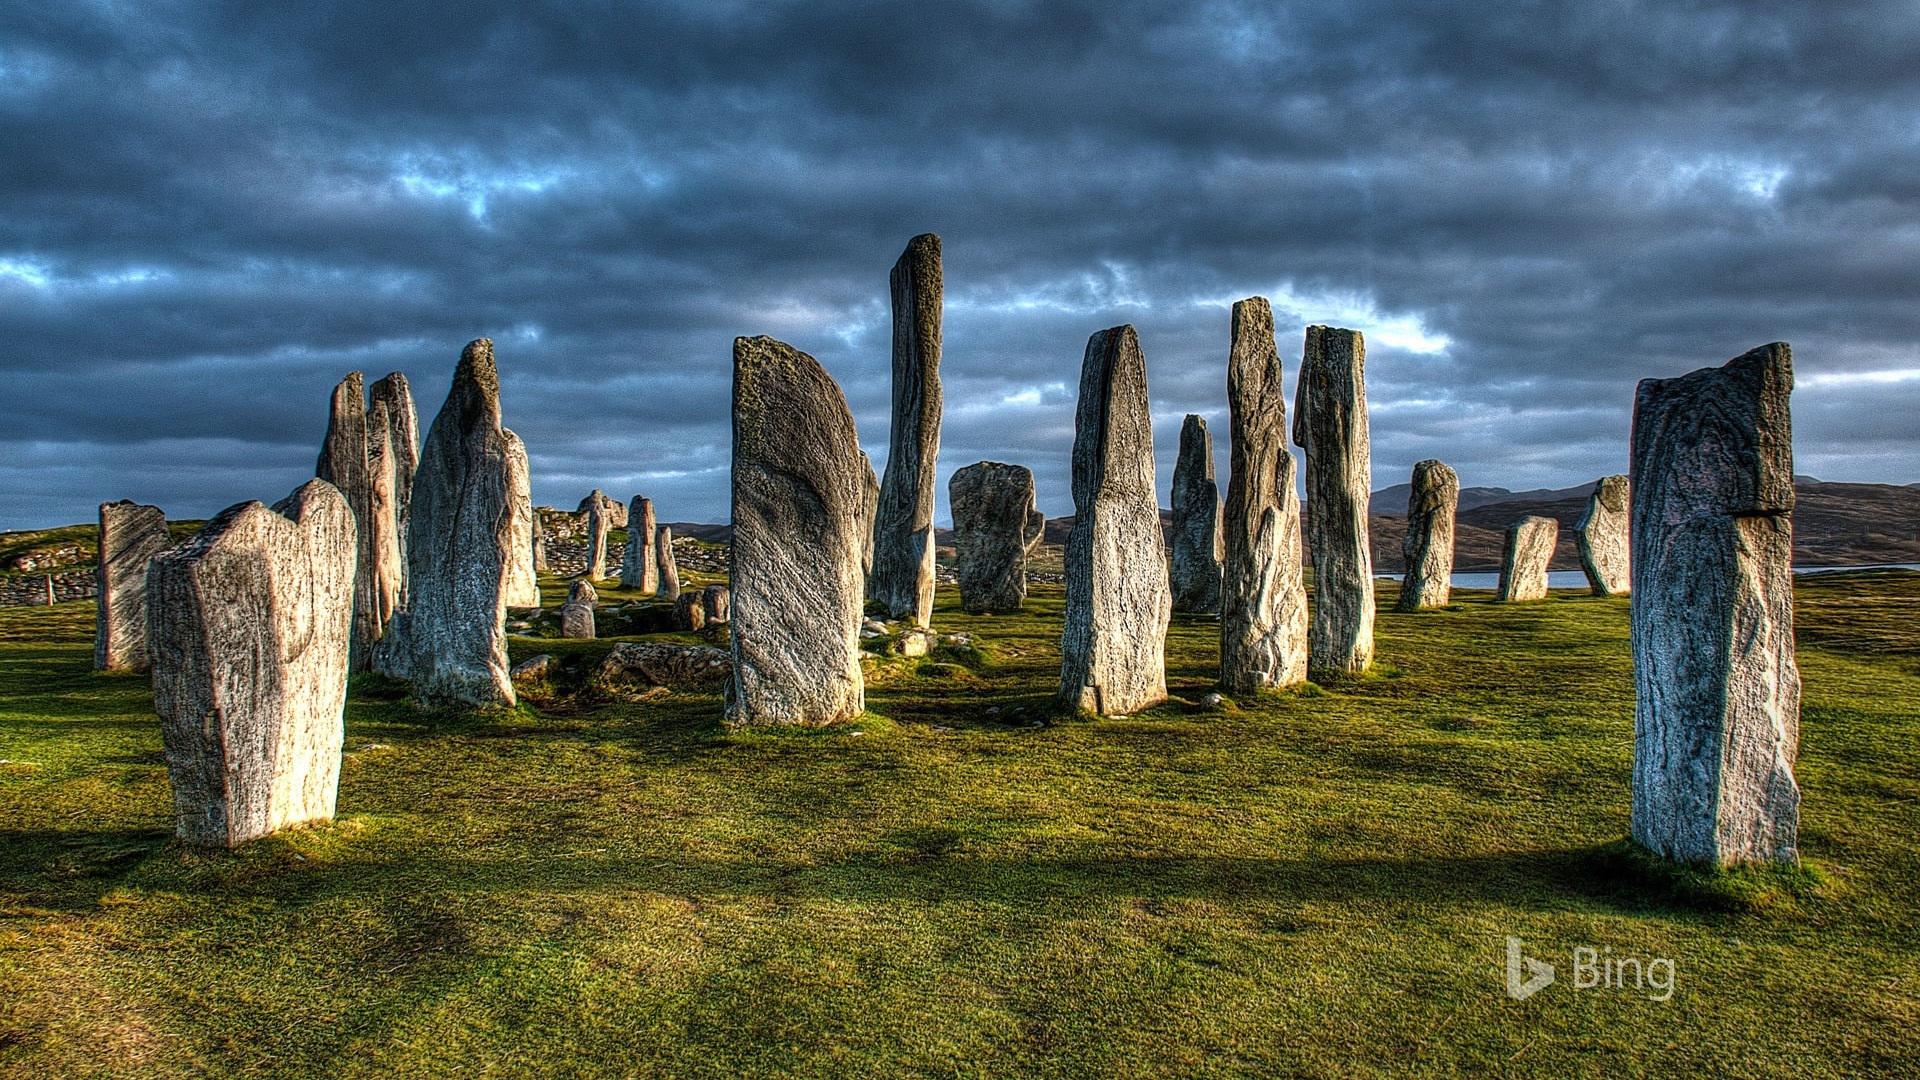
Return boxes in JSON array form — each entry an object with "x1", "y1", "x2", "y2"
[{"x1": 2, "y1": 572, "x2": 1917, "y2": 1077}]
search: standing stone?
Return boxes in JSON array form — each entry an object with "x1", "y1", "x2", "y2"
[
  {"x1": 395, "y1": 339, "x2": 517, "y2": 707},
  {"x1": 1576, "y1": 475, "x2": 1632, "y2": 596},
  {"x1": 1496, "y1": 516, "x2": 1557, "y2": 602},
  {"x1": 1059, "y1": 325, "x2": 1171, "y2": 716},
  {"x1": 316, "y1": 372, "x2": 380, "y2": 671},
  {"x1": 1293, "y1": 326, "x2": 1374, "y2": 675},
  {"x1": 368, "y1": 373, "x2": 419, "y2": 605},
  {"x1": 673, "y1": 592, "x2": 707, "y2": 632},
  {"x1": 43, "y1": 575, "x2": 54, "y2": 606},
  {"x1": 729, "y1": 335, "x2": 867, "y2": 726},
  {"x1": 532, "y1": 520, "x2": 548, "y2": 572},
  {"x1": 1631, "y1": 343, "x2": 1800, "y2": 867},
  {"x1": 364, "y1": 397, "x2": 404, "y2": 631},
  {"x1": 656, "y1": 526, "x2": 681, "y2": 600},
  {"x1": 1169, "y1": 414, "x2": 1224, "y2": 614},
  {"x1": 501, "y1": 430, "x2": 540, "y2": 608},
  {"x1": 1220, "y1": 298, "x2": 1308, "y2": 692},
  {"x1": 559, "y1": 578, "x2": 596, "y2": 639},
  {"x1": 949, "y1": 461, "x2": 1047, "y2": 614},
  {"x1": 147, "y1": 479, "x2": 355, "y2": 847},
  {"x1": 620, "y1": 496, "x2": 659, "y2": 592},
  {"x1": 869, "y1": 233, "x2": 943, "y2": 628},
  {"x1": 584, "y1": 496, "x2": 612, "y2": 581},
  {"x1": 94, "y1": 501, "x2": 172, "y2": 671},
  {"x1": 858, "y1": 454, "x2": 880, "y2": 582},
  {"x1": 702, "y1": 584, "x2": 731, "y2": 626},
  {"x1": 1397, "y1": 460, "x2": 1459, "y2": 611}
]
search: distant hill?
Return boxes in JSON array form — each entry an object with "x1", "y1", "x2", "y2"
[{"x1": 1370, "y1": 481, "x2": 1595, "y2": 517}]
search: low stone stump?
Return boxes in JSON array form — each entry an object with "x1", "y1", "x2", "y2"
[
  {"x1": 597, "y1": 641, "x2": 733, "y2": 688},
  {"x1": 1497, "y1": 515, "x2": 1557, "y2": 602}
]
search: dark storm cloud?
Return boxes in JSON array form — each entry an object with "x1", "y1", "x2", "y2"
[{"x1": 2, "y1": 0, "x2": 1916, "y2": 528}]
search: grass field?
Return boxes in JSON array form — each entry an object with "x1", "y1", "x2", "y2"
[{"x1": 2, "y1": 571, "x2": 1917, "y2": 1078}]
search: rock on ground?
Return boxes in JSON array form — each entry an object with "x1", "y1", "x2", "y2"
[
  {"x1": 1293, "y1": 325, "x2": 1374, "y2": 675},
  {"x1": 1220, "y1": 298, "x2": 1308, "y2": 691},
  {"x1": 673, "y1": 592, "x2": 706, "y2": 632},
  {"x1": 598, "y1": 641, "x2": 733, "y2": 688},
  {"x1": 94, "y1": 500, "x2": 172, "y2": 672},
  {"x1": 391, "y1": 338, "x2": 517, "y2": 707},
  {"x1": 702, "y1": 584, "x2": 731, "y2": 626},
  {"x1": 1059, "y1": 325, "x2": 1171, "y2": 715},
  {"x1": 1576, "y1": 474, "x2": 1632, "y2": 596},
  {"x1": 1497, "y1": 515, "x2": 1557, "y2": 602},
  {"x1": 1631, "y1": 342, "x2": 1800, "y2": 867},
  {"x1": 147, "y1": 479, "x2": 355, "y2": 847},
  {"x1": 1169, "y1": 414, "x2": 1224, "y2": 614},
  {"x1": 869, "y1": 233, "x2": 943, "y2": 627},
  {"x1": 949, "y1": 461, "x2": 1046, "y2": 614},
  {"x1": 729, "y1": 335, "x2": 868, "y2": 725},
  {"x1": 1398, "y1": 460, "x2": 1459, "y2": 611}
]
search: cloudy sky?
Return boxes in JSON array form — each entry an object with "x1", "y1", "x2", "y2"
[{"x1": 4, "y1": 1, "x2": 1917, "y2": 530}]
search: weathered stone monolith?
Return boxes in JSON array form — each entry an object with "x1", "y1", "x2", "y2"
[
  {"x1": 501, "y1": 430, "x2": 539, "y2": 608},
  {"x1": 702, "y1": 584, "x2": 731, "y2": 626},
  {"x1": 858, "y1": 454, "x2": 880, "y2": 581},
  {"x1": 364, "y1": 397, "x2": 404, "y2": 630},
  {"x1": 1397, "y1": 460, "x2": 1459, "y2": 611},
  {"x1": 1220, "y1": 298, "x2": 1308, "y2": 691},
  {"x1": 1170, "y1": 414, "x2": 1224, "y2": 614},
  {"x1": 147, "y1": 479, "x2": 355, "y2": 847},
  {"x1": 1576, "y1": 474, "x2": 1631, "y2": 596},
  {"x1": 869, "y1": 233, "x2": 943, "y2": 628},
  {"x1": 1631, "y1": 343, "x2": 1800, "y2": 867},
  {"x1": 94, "y1": 501, "x2": 172, "y2": 671},
  {"x1": 729, "y1": 335, "x2": 867, "y2": 726},
  {"x1": 620, "y1": 496, "x2": 659, "y2": 592},
  {"x1": 949, "y1": 461, "x2": 1047, "y2": 614},
  {"x1": 656, "y1": 526, "x2": 681, "y2": 600},
  {"x1": 369, "y1": 372, "x2": 418, "y2": 603},
  {"x1": 559, "y1": 578, "x2": 596, "y2": 639},
  {"x1": 1496, "y1": 516, "x2": 1557, "y2": 602},
  {"x1": 1059, "y1": 325, "x2": 1170, "y2": 715},
  {"x1": 316, "y1": 372, "x2": 381, "y2": 671},
  {"x1": 532, "y1": 521, "x2": 548, "y2": 572},
  {"x1": 584, "y1": 494, "x2": 612, "y2": 581},
  {"x1": 1293, "y1": 326, "x2": 1374, "y2": 675},
  {"x1": 395, "y1": 339, "x2": 517, "y2": 707}
]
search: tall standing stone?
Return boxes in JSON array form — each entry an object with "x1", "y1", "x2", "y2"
[
  {"x1": 949, "y1": 461, "x2": 1047, "y2": 614},
  {"x1": 858, "y1": 454, "x2": 880, "y2": 582},
  {"x1": 396, "y1": 339, "x2": 518, "y2": 707},
  {"x1": 1576, "y1": 475, "x2": 1632, "y2": 596},
  {"x1": 1631, "y1": 343, "x2": 1799, "y2": 867},
  {"x1": 577, "y1": 489, "x2": 628, "y2": 529},
  {"x1": 501, "y1": 430, "x2": 540, "y2": 608},
  {"x1": 869, "y1": 233, "x2": 943, "y2": 628},
  {"x1": 364, "y1": 397, "x2": 404, "y2": 631},
  {"x1": 316, "y1": 372, "x2": 381, "y2": 671},
  {"x1": 532, "y1": 519, "x2": 548, "y2": 572},
  {"x1": 621, "y1": 496, "x2": 659, "y2": 592},
  {"x1": 1169, "y1": 414, "x2": 1224, "y2": 614},
  {"x1": 1220, "y1": 298, "x2": 1308, "y2": 692},
  {"x1": 1059, "y1": 326, "x2": 1171, "y2": 715},
  {"x1": 1496, "y1": 516, "x2": 1557, "y2": 602},
  {"x1": 584, "y1": 496, "x2": 612, "y2": 581},
  {"x1": 1293, "y1": 326, "x2": 1374, "y2": 675},
  {"x1": 147, "y1": 479, "x2": 355, "y2": 847},
  {"x1": 368, "y1": 372, "x2": 418, "y2": 605},
  {"x1": 94, "y1": 501, "x2": 172, "y2": 671},
  {"x1": 729, "y1": 335, "x2": 867, "y2": 726},
  {"x1": 1397, "y1": 459, "x2": 1459, "y2": 611},
  {"x1": 656, "y1": 526, "x2": 681, "y2": 600}
]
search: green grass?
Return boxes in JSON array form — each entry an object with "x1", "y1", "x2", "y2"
[{"x1": 3, "y1": 572, "x2": 1918, "y2": 1077}]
